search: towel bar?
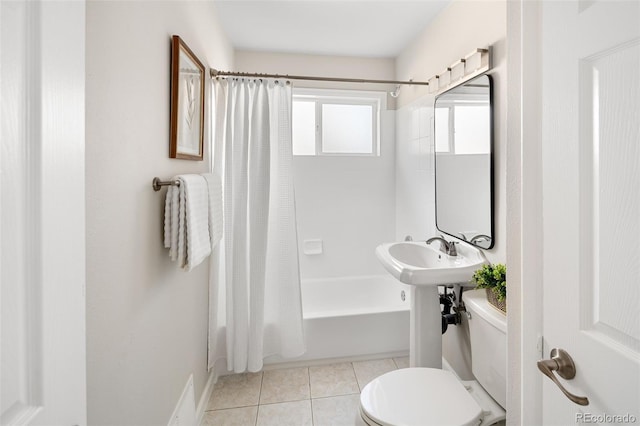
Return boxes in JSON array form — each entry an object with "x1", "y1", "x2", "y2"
[{"x1": 152, "y1": 177, "x2": 180, "y2": 192}]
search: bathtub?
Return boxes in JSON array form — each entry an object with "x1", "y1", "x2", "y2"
[{"x1": 268, "y1": 274, "x2": 411, "y2": 364}]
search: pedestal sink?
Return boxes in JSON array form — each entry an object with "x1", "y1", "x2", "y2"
[{"x1": 375, "y1": 240, "x2": 488, "y2": 368}]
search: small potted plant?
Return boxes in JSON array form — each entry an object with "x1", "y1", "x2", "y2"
[{"x1": 472, "y1": 263, "x2": 506, "y2": 314}]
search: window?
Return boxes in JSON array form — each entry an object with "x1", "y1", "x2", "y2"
[{"x1": 292, "y1": 89, "x2": 382, "y2": 156}]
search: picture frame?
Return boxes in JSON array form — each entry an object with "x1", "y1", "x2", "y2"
[{"x1": 170, "y1": 35, "x2": 205, "y2": 160}]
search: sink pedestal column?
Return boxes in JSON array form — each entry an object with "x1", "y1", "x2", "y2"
[{"x1": 409, "y1": 286, "x2": 442, "y2": 368}]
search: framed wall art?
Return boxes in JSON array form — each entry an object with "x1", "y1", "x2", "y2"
[{"x1": 170, "y1": 35, "x2": 205, "y2": 160}]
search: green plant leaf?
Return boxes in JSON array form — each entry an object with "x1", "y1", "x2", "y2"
[{"x1": 473, "y1": 263, "x2": 507, "y2": 300}]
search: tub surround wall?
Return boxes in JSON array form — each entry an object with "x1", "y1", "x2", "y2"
[
  {"x1": 395, "y1": 0, "x2": 507, "y2": 379},
  {"x1": 292, "y1": 139, "x2": 396, "y2": 279},
  {"x1": 236, "y1": 51, "x2": 397, "y2": 280},
  {"x1": 395, "y1": 96, "x2": 437, "y2": 244},
  {"x1": 85, "y1": 2, "x2": 233, "y2": 424}
]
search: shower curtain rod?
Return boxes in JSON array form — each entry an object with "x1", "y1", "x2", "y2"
[
  {"x1": 210, "y1": 68, "x2": 429, "y2": 86},
  {"x1": 209, "y1": 48, "x2": 489, "y2": 88}
]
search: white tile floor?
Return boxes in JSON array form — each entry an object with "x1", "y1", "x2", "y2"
[{"x1": 202, "y1": 357, "x2": 409, "y2": 426}]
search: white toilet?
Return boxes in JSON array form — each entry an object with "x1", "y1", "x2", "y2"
[{"x1": 359, "y1": 289, "x2": 507, "y2": 426}]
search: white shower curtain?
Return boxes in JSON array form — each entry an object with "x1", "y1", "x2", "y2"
[{"x1": 208, "y1": 78, "x2": 305, "y2": 374}]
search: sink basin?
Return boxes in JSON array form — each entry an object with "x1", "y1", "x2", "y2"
[{"x1": 375, "y1": 241, "x2": 488, "y2": 286}]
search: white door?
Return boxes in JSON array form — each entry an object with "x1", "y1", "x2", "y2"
[
  {"x1": 540, "y1": 0, "x2": 639, "y2": 423},
  {"x1": 0, "y1": 1, "x2": 87, "y2": 424}
]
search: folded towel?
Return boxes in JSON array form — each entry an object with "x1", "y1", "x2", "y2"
[
  {"x1": 203, "y1": 172, "x2": 223, "y2": 248},
  {"x1": 181, "y1": 175, "x2": 212, "y2": 270},
  {"x1": 164, "y1": 174, "x2": 212, "y2": 271},
  {"x1": 164, "y1": 181, "x2": 181, "y2": 261}
]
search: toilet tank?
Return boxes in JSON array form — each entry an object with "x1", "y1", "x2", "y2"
[{"x1": 462, "y1": 289, "x2": 507, "y2": 408}]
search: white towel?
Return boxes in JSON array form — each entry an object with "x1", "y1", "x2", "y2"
[
  {"x1": 164, "y1": 181, "x2": 181, "y2": 261},
  {"x1": 203, "y1": 172, "x2": 223, "y2": 248},
  {"x1": 163, "y1": 174, "x2": 212, "y2": 271},
  {"x1": 182, "y1": 175, "x2": 212, "y2": 270}
]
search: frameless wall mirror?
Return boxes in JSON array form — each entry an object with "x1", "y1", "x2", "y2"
[{"x1": 434, "y1": 74, "x2": 493, "y2": 249}]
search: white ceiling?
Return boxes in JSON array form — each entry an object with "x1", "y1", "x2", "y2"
[{"x1": 212, "y1": 1, "x2": 450, "y2": 58}]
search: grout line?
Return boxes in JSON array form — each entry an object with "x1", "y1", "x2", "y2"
[
  {"x1": 307, "y1": 367, "x2": 313, "y2": 399},
  {"x1": 307, "y1": 364, "x2": 314, "y2": 399},
  {"x1": 350, "y1": 362, "x2": 364, "y2": 392},
  {"x1": 311, "y1": 392, "x2": 360, "y2": 402},
  {"x1": 255, "y1": 371, "x2": 264, "y2": 426},
  {"x1": 258, "y1": 371, "x2": 265, "y2": 405},
  {"x1": 258, "y1": 400, "x2": 314, "y2": 407},
  {"x1": 308, "y1": 367, "x2": 314, "y2": 426},
  {"x1": 392, "y1": 357, "x2": 399, "y2": 369},
  {"x1": 306, "y1": 366, "x2": 312, "y2": 401},
  {"x1": 310, "y1": 396, "x2": 315, "y2": 426}
]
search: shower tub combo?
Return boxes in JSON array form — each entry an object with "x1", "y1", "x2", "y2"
[{"x1": 271, "y1": 274, "x2": 411, "y2": 363}]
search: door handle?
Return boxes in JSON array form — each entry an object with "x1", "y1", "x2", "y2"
[{"x1": 537, "y1": 348, "x2": 589, "y2": 406}]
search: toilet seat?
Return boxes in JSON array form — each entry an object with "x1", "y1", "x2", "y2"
[{"x1": 359, "y1": 368, "x2": 483, "y2": 426}]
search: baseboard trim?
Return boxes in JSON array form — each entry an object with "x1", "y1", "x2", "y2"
[
  {"x1": 168, "y1": 374, "x2": 196, "y2": 426},
  {"x1": 196, "y1": 370, "x2": 217, "y2": 425}
]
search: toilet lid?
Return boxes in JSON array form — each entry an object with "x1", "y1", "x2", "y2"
[{"x1": 360, "y1": 368, "x2": 482, "y2": 426}]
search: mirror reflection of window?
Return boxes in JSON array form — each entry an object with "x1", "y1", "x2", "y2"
[
  {"x1": 454, "y1": 105, "x2": 490, "y2": 154},
  {"x1": 435, "y1": 107, "x2": 450, "y2": 153},
  {"x1": 435, "y1": 103, "x2": 490, "y2": 154}
]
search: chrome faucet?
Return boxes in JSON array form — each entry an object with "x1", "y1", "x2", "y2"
[
  {"x1": 470, "y1": 234, "x2": 491, "y2": 244},
  {"x1": 426, "y1": 236, "x2": 458, "y2": 256}
]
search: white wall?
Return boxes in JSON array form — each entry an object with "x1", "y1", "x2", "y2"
[
  {"x1": 85, "y1": 2, "x2": 233, "y2": 424},
  {"x1": 236, "y1": 52, "x2": 397, "y2": 279},
  {"x1": 395, "y1": 0, "x2": 507, "y2": 378}
]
